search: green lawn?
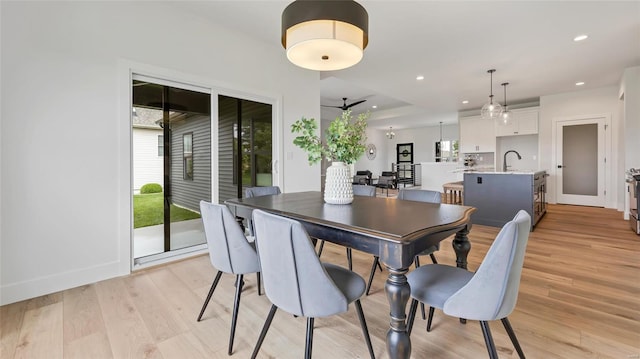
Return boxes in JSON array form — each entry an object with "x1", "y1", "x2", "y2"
[{"x1": 134, "y1": 192, "x2": 201, "y2": 229}]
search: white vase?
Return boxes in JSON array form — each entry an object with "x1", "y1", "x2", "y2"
[{"x1": 324, "y1": 161, "x2": 354, "y2": 204}]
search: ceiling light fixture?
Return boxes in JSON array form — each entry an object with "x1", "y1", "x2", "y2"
[
  {"x1": 575, "y1": 81, "x2": 585, "y2": 86},
  {"x1": 498, "y1": 82, "x2": 513, "y2": 126},
  {"x1": 416, "y1": 75, "x2": 425, "y2": 81},
  {"x1": 386, "y1": 127, "x2": 395, "y2": 139},
  {"x1": 481, "y1": 69, "x2": 503, "y2": 121},
  {"x1": 372, "y1": 105, "x2": 377, "y2": 109},
  {"x1": 281, "y1": 0, "x2": 368, "y2": 71},
  {"x1": 462, "y1": 100, "x2": 469, "y2": 104},
  {"x1": 573, "y1": 34, "x2": 588, "y2": 42}
]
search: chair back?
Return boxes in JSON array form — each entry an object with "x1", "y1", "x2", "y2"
[
  {"x1": 377, "y1": 172, "x2": 396, "y2": 187},
  {"x1": 443, "y1": 210, "x2": 531, "y2": 321},
  {"x1": 353, "y1": 184, "x2": 376, "y2": 197},
  {"x1": 252, "y1": 210, "x2": 348, "y2": 318},
  {"x1": 199, "y1": 201, "x2": 261, "y2": 275},
  {"x1": 398, "y1": 189, "x2": 441, "y2": 203},
  {"x1": 245, "y1": 186, "x2": 281, "y2": 198}
]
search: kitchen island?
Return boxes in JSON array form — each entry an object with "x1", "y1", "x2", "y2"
[{"x1": 463, "y1": 170, "x2": 546, "y2": 230}]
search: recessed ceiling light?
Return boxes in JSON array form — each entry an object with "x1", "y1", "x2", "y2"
[
  {"x1": 575, "y1": 81, "x2": 585, "y2": 86},
  {"x1": 372, "y1": 105, "x2": 377, "y2": 109},
  {"x1": 416, "y1": 75, "x2": 424, "y2": 81},
  {"x1": 573, "y1": 34, "x2": 588, "y2": 42},
  {"x1": 462, "y1": 100, "x2": 469, "y2": 104}
]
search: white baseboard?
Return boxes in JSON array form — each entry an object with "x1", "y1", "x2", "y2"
[{"x1": 0, "y1": 260, "x2": 124, "y2": 306}]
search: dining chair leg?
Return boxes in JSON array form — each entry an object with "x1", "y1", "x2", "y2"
[
  {"x1": 256, "y1": 272, "x2": 262, "y2": 296},
  {"x1": 365, "y1": 256, "x2": 379, "y2": 295},
  {"x1": 305, "y1": 317, "x2": 315, "y2": 359},
  {"x1": 317, "y1": 240, "x2": 325, "y2": 257},
  {"x1": 347, "y1": 248, "x2": 353, "y2": 271},
  {"x1": 197, "y1": 270, "x2": 223, "y2": 321},
  {"x1": 354, "y1": 299, "x2": 376, "y2": 359},
  {"x1": 429, "y1": 253, "x2": 438, "y2": 264},
  {"x1": 501, "y1": 318, "x2": 526, "y2": 359},
  {"x1": 228, "y1": 274, "x2": 244, "y2": 355},
  {"x1": 426, "y1": 307, "x2": 435, "y2": 332},
  {"x1": 250, "y1": 304, "x2": 278, "y2": 359},
  {"x1": 406, "y1": 299, "x2": 419, "y2": 336},
  {"x1": 480, "y1": 321, "x2": 499, "y2": 359}
]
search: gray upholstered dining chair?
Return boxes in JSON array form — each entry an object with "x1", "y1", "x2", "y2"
[
  {"x1": 197, "y1": 201, "x2": 262, "y2": 355},
  {"x1": 245, "y1": 185, "x2": 281, "y2": 198},
  {"x1": 244, "y1": 186, "x2": 281, "y2": 235},
  {"x1": 317, "y1": 184, "x2": 376, "y2": 270},
  {"x1": 353, "y1": 184, "x2": 376, "y2": 197},
  {"x1": 250, "y1": 210, "x2": 376, "y2": 359},
  {"x1": 406, "y1": 210, "x2": 531, "y2": 359},
  {"x1": 366, "y1": 189, "x2": 441, "y2": 296}
]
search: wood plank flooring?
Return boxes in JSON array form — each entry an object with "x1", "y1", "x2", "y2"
[{"x1": 2, "y1": 204, "x2": 639, "y2": 358}]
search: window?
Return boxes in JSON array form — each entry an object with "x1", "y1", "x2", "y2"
[
  {"x1": 158, "y1": 135, "x2": 164, "y2": 156},
  {"x1": 435, "y1": 140, "x2": 459, "y2": 162},
  {"x1": 183, "y1": 133, "x2": 193, "y2": 180}
]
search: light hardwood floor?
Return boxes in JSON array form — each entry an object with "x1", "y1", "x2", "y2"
[{"x1": 2, "y1": 204, "x2": 639, "y2": 358}]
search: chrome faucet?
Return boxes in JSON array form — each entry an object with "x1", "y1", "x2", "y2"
[{"x1": 503, "y1": 150, "x2": 522, "y2": 172}]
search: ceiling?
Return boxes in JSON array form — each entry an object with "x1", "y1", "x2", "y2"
[{"x1": 173, "y1": 1, "x2": 640, "y2": 130}]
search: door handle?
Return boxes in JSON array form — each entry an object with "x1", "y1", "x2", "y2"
[{"x1": 557, "y1": 165, "x2": 564, "y2": 168}]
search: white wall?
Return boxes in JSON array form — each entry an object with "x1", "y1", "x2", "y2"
[
  {"x1": 619, "y1": 67, "x2": 640, "y2": 171},
  {"x1": 539, "y1": 86, "x2": 622, "y2": 208},
  {"x1": 0, "y1": 2, "x2": 320, "y2": 304}
]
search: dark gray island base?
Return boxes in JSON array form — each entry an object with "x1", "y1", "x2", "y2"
[{"x1": 464, "y1": 171, "x2": 546, "y2": 230}]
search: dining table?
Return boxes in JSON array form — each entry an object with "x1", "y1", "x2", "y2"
[{"x1": 225, "y1": 191, "x2": 476, "y2": 359}]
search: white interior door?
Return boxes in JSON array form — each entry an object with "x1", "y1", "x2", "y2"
[{"x1": 555, "y1": 117, "x2": 606, "y2": 206}]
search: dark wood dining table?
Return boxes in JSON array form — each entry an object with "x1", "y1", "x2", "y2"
[{"x1": 225, "y1": 191, "x2": 476, "y2": 359}]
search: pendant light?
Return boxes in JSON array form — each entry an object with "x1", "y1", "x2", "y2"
[
  {"x1": 498, "y1": 82, "x2": 513, "y2": 126},
  {"x1": 386, "y1": 127, "x2": 395, "y2": 139},
  {"x1": 481, "y1": 69, "x2": 503, "y2": 120},
  {"x1": 281, "y1": 0, "x2": 369, "y2": 71}
]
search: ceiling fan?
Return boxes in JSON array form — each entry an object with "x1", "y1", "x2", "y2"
[{"x1": 322, "y1": 97, "x2": 367, "y2": 111}]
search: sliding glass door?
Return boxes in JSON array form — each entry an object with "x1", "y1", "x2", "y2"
[
  {"x1": 131, "y1": 76, "x2": 211, "y2": 261},
  {"x1": 217, "y1": 95, "x2": 273, "y2": 202}
]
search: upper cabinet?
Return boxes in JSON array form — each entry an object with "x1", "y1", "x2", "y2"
[
  {"x1": 495, "y1": 108, "x2": 539, "y2": 137},
  {"x1": 459, "y1": 115, "x2": 496, "y2": 153}
]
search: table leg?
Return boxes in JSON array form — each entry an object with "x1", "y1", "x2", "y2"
[
  {"x1": 452, "y1": 225, "x2": 471, "y2": 270},
  {"x1": 453, "y1": 225, "x2": 471, "y2": 324},
  {"x1": 385, "y1": 267, "x2": 411, "y2": 359}
]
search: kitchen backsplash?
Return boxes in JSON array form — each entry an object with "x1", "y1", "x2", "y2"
[
  {"x1": 497, "y1": 135, "x2": 539, "y2": 171},
  {"x1": 464, "y1": 152, "x2": 495, "y2": 170}
]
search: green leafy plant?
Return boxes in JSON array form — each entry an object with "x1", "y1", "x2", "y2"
[
  {"x1": 140, "y1": 183, "x2": 162, "y2": 194},
  {"x1": 291, "y1": 110, "x2": 369, "y2": 165}
]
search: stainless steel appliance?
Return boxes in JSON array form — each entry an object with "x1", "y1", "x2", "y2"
[{"x1": 628, "y1": 168, "x2": 640, "y2": 235}]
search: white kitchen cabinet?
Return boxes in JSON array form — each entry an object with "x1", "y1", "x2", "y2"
[
  {"x1": 459, "y1": 115, "x2": 496, "y2": 153},
  {"x1": 495, "y1": 108, "x2": 539, "y2": 137}
]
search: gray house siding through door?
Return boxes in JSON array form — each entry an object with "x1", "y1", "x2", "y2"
[
  {"x1": 171, "y1": 114, "x2": 211, "y2": 211},
  {"x1": 218, "y1": 96, "x2": 238, "y2": 203}
]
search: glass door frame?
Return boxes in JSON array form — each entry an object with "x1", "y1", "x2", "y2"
[
  {"x1": 551, "y1": 113, "x2": 612, "y2": 208},
  {"x1": 119, "y1": 60, "x2": 282, "y2": 272}
]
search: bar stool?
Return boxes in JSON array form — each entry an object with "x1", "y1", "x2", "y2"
[{"x1": 442, "y1": 181, "x2": 464, "y2": 204}]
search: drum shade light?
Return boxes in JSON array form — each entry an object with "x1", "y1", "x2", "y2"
[{"x1": 281, "y1": 0, "x2": 368, "y2": 71}]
